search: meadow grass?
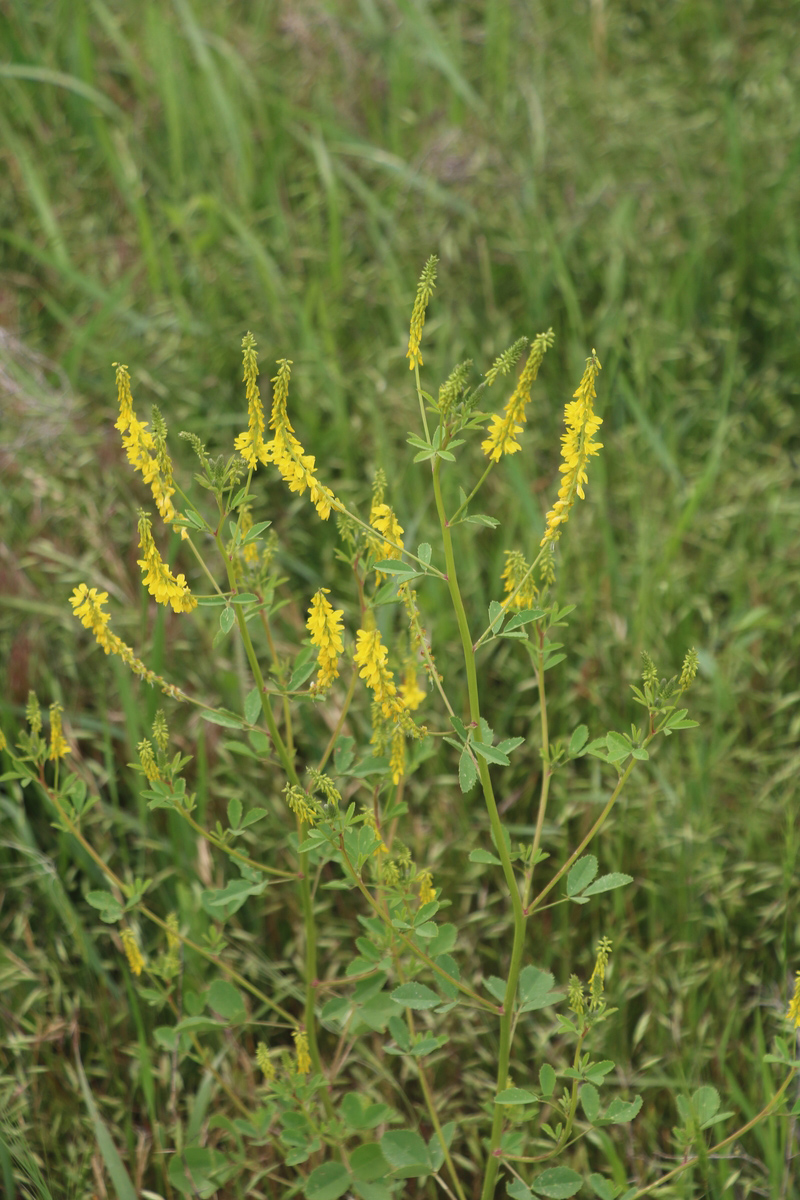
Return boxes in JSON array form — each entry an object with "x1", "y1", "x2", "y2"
[{"x1": 1, "y1": 2, "x2": 799, "y2": 1197}]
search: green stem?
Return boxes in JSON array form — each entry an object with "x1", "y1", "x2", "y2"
[
  {"x1": 527, "y1": 755, "x2": 638, "y2": 916},
  {"x1": 430, "y1": 460, "x2": 527, "y2": 1200},
  {"x1": 448, "y1": 460, "x2": 494, "y2": 524},
  {"x1": 218, "y1": 536, "x2": 331, "y2": 1114},
  {"x1": 522, "y1": 630, "x2": 551, "y2": 906}
]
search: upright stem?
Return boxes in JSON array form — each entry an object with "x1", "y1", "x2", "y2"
[
  {"x1": 219, "y1": 539, "x2": 331, "y2": 1114},
  {"x1": 430, "y1": 459, "x2": 527, "y2": 1200}
]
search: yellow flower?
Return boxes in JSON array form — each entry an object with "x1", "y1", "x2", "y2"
[
  {"x1": 407, "y1": 255, "x2": 438, "y2": 370},
  {"x1": 137, "y1": 512, "x2": 197, "y2": 614},
  {"x1": 362, "y1": 806, "x2": 389, "y2": 854},
  {"x1": 500, "y1": 550, "x2": 539, "y2": 611},
  {"x1": 237, "y1": 504, "x2": 261, "y2": 565},
  {"x1": 0, "y1": 729, "x2": 7, "y2": 754},
  {"x1": 369, "y1": 502, "x2": 405, "y2": 578},
  {"x1": 48, "y1": 702, "x2": 70, "y2": 761},
  {"x1": 233, "y1": 332, "x2": 267, "y2": 469},
  {"x1": 787, "y1": 972, "x2": 800, "y2": 1029},
  {"x1": 285, "y1": 784, "x2": 318, "y2": 826},
  {"x1": 114, "y1": 364, "x2": 179, "y2": 525},
  {"x1": 541, "y1": 350, "x2": 603, "y2": 546},
  {"x1": 399, "y1": 663, "x2": 426, "y2": 711},
  {"x1": 482, "y1": 330, "x2": 554, "y2": 462},
  {"x1": 264, "y1": 359, "x2": 338, "y2": 520},
  {"x1": 417, "y1": 869, "x2": 436, "y2": 906},
  {"x1": 307, "y1": 589, "x2": 345, "y2": 692},
  {"x1": 293, "y1": 1030, "x2": 312, "y2": 1075},
  {"x1": 121, "y1": 928, "x2": 144, "y2": 977},
  {"x1": 69, "y1": 584, "x2": 184, "y2": 699},
  {"x1": 354, "y1": 628, "x2": 401, "y2": 719}
]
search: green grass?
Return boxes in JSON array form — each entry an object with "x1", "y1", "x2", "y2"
[{"x1": 2, "y1": 1, "x2": 800, "y2": 1196}]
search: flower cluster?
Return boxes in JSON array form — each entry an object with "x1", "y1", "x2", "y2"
[
  {"x1": 541, "y1": 350, "x2": 603, "y2": 546},
  {"x1": 417, "y1": 869, "x2": 436, "y2": 906},
  {"x1": 407, "y1": 255, "x2": 438, "y2": 370},
  {"x1": 307, "y1": 589, "x2": 345, "y2": 692},
  {"x1": 137, "y1": 512, "x2": 197, "y2": 614},
  {"x1": 284, "y1": 784, "x2": 318, "y2": 826},
  {"x1": 482, "y1": 330, "x2": 554, "y2": 462},
  {"x1": 369, "y1": 501, "x2": 405, "y2": 580},
  {"x1": 293, "y1": 1030, "x2": 311, "y2": 1075},
  {"x1": 70, "y1": 584, "x2": 184, "y2": 699},
  {"x1": 353, "y1": 628, "x2": 401, "y2": 719},
  {"x1": 787, "y1": 972, "x2": 800, "y2": 1029},
  {"x1": 233, "y1": 333, "x2": 267, "y2": 468},
  {"x1": 234, "y1": 336, "x2": 339, "y2": 520},
  {"x1": 399, "y1": 662, "x2": 426, "y2": 711},
  {"x1": 114, "y1": 363, "x2": 179, "y2": 524},
  {"x1": 500, "y1": 550, "x2": 539, "y2": 611},
  {"x1": 121, "y1": 928, "x2": 144, "y2": 977},
  {"x1": 48, "y1": 702, "x2": 70, "y2": 762}
]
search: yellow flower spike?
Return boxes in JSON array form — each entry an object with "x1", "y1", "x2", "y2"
[
  {"x1": 354, "y1": 628, "x2": 401, "y2": 719},
  {"x1": 285, "y1": 784, "x2": 318, "y2": 826},
  {"x1": 237, "y1": 504, "x2": 261, "y2": 565},
  {"x1": 500, "y1": 550, "x2": 539, "y2": 611},
  {"x1": 541, "y1": 350, "x2": 603, "y2": 546},
  {"x1": 138, "y1": 738, "x2": 161, "y2": 783},
  {"x1": 136, "y1": 512, "x2": 197, "y2": 614},
  {"x1": 680, "y1": 648, "x2": 699, "y2": 691},
  {"x1": 113, "y1": 363, "x2": 179, "y2": 525},
  {"x1": 234, "y1": 332, "x2": 267, "y2": 469},
  {"x1": 399, "y1": 663, "x2": 426, "y2": 712},
  {"x1": 69, "y1": 584, "x2": 185, "y2": 699},
  {"x1": 787, "y1": 972, "x2": 800, "y2": 1029},
  {"x1": 293, "y1": 1030, "x2": 312, "y2": 1075},
  {"x1": 589, "y1": 935, "x2": 612, "y2": 1010},
  {"x1": 0, "y1": 729, "x2": 7, "y2": 754},
  {"x1": 307, "y1": 589, "x2": 345, "y2": 692},
  {"x1": 369, "y1": 501, "x2": 405, "y2": 581},
  {"x1": 407, "y1": 255, "x2": 438, "y2": 370},
  {"x1": 417, "y1": 869, "x2": 436, "y2": 906},
  {"x1": 48, "y1": 703, "x2": 70, "y2": 762},
  {"x1": 482, "y1": 329, "x2": 555, "y2": 462},
  {"x1": 121, "y1": 928, "x2": 144, "y2": 977},
  {"x1": 261, "y1": 357, "x2": 339, "y2": 519}
]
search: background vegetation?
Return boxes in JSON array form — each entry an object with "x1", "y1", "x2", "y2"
[{"x1": 1, "y1": 0, "x2": 799, "y2": 1196}]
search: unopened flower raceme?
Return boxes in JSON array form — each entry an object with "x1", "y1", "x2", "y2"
[
  {"x1": 407, "y1": 255, "x2": 438, "y2": 370},
  {"x1": 121, "y1": 928, "x2": 144, "y2": 977},
  {"x1": 541, "y1": 350, "x2": 603, "y2": 546},
  {"x1": 307, "y1": 589, "x2": 344, "y2": 692},
  {"x1": 48, "y1": 702, "x2": 70, "y2": 761},
  {"x1": 137, "y1": 512, "x2": 197, "y2": 614},
  {"x1": 293, "y1": 1030, "x2": 311, "y2": 1075},
  {"x1": 482, "y1": 330, "x2": 555, "y2": 462}
]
